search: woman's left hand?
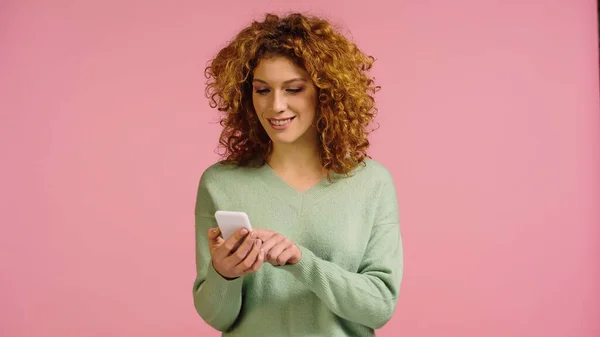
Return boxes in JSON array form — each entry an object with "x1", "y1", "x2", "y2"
[{"x1": 255, "y1": 230, "x2": 302, "y2": 266}]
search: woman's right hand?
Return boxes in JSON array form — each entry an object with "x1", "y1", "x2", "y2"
[{"x1": 207, "y1": 227, "x2": 265, "y2": 280}]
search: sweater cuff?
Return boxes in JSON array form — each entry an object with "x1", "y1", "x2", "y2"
[{"x1": 205, "y1": 261, "x2": 243, "y2": 297}]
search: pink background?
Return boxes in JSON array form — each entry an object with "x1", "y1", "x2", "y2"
[{"x1": 1, "y1": 0, "x2": 599, "y2": 336}]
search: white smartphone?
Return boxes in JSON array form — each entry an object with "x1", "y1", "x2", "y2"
[{"x1": 214, "y1": 210, "x2": 253, "y2": 240}]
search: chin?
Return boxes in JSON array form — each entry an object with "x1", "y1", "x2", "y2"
[{"x1": 270, "y1": 135, "x2": 300, "y2": 145}]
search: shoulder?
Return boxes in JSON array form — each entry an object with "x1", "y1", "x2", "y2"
[
  {"x1": 355, "y1": 159, "x2": 399, "y2": 220},
  {"x1": 198, "y1": 161, "x2": 259, "y2": 188},
  {"x1": 349, "y1": 158, "x2": 395, "y2": 185},
  {"x1": 330, "y1": 158, "x2": 396, "y2": 198},
  {"x1": 199, "y1": 162, "x2": 237, "y2": 182}
]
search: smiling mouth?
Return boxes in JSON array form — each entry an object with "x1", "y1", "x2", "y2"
[{"x1": 268, "y1": 117, "x2": 295, "y2": 126}]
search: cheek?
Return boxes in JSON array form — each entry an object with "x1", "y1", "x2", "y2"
[
  {"x1": 252, "y1": 96, "x2": 265, "y2": 117},
  {"x1": 300, "y1": 94, "x2": 318, "y2": 120},
  {"x1": 303, "y1": 90, "x2": 318, "y2": 111}
]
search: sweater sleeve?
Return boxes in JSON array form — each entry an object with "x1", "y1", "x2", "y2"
[
  {"x1": 192, "y1": 172, "x2": 243, "y2": 332},
  {"x1": 279, "y1": 172, "x2": 403, "y2": 329}
]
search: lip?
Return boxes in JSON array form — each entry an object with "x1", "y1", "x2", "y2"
[
  {"x1": 268, "y1": 116, "x2": 295, "y2": 130},
  {"x1": 268, "y1": 117, "x2": 295, "y2": 121}
]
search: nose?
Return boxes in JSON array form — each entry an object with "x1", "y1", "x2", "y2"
[{"x1": 271, "y1": 91, "x2": 287, "y2": 113}]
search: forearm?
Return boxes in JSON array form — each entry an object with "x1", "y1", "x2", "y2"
[
  {"x1": 279, "y1": 230, "x2": 403, "y2": 329},
  {"x1": 193, "y1": 262, "x2": 244, "y2": 331}
]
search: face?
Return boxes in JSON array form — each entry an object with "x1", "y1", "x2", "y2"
[{"x1": 251, "y1": 55, "x2": 318, "y2": 148}]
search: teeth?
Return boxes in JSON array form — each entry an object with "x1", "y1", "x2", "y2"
[{"x1": 271, "y1": 118, "x2": 292, "y2": 126}]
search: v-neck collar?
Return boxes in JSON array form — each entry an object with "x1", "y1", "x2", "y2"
[{"x1": 259, "y1": 163, "x2": 331, "y2": 196}]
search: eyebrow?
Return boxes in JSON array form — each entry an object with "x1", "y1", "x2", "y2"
[{"x1": 252, "y1": 78, "x2": 307, "y2": 85}]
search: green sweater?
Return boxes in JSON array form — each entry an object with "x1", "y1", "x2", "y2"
[{"x1": 193, "y1": 159, "x2": 403, "y2": 336}]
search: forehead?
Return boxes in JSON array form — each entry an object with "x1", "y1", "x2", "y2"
[{"x1": 252, "y1": 56, "x2": 310, "y2": 84}]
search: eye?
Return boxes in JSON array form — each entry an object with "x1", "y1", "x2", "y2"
[
  {"x1": 286, "y1": 88, "x2": 304, "y2": 94},
  {"x1": 255, "y1": 88, "x2": 270, "y2": 95}
]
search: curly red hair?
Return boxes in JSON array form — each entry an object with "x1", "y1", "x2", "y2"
[{"x1": 204, "y1": 12, "x2": 380, "y2": 178}]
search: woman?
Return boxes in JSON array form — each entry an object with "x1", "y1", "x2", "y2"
[{"x1": 193, "y1": 12, "x2": 403, "y2": 337}]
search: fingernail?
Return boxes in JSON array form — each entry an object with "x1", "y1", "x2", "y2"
[
  {"x1": 256, "y1": 239, "x2": 262, "y2": 247},
  {"x1": 250, "y1": 231, "x2": 256, "y2": 238},
  {"x1": 240, "y1": 228, "x2": 248, "y2": 235}
]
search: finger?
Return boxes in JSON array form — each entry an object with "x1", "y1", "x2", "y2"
[
  {"x1": 245, "y1": 247, "x2": 265, "y2": 274},
  {"x1": 254, "y1": 229, "x2": 276, "y2": 242},
  {"x1": 266, "y1": 241, "x2": 292, "y2": 263},
  {"x1": 227, "y1": 231, "x2": 257, "y2": 265},
  {"x1": 235, "y1": 238, "x2": 262, "y2": 274},
  {"x1": 260, "y1": 233, "x2": 285, "y2": 255},
  {"x1": 274, "y1": 247, "x2": 294, "y2": 266},
  {"x1": 287, "y1": 246, "x2": 301, "y2": 264},
  {"x1": 215, "y1": 228, "x2": 249, "y2": 260},
  {"x1": 207, "y1": 228, "x2": 224, "y2": 251},
  {"x1": 207, "y1": 227, "x2": 222, "y2": 241},
  {"x1": 223, "y1": 228, "x2": 249, "y2": 253}
]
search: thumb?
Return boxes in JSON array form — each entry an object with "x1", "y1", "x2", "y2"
[{"x1": 207, "y1": 228, "x2": 223, "y2": 244}]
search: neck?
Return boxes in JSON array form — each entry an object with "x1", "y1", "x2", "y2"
[{"x1": 267, "y1": 140, "x2": 324, "y2": 178}]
